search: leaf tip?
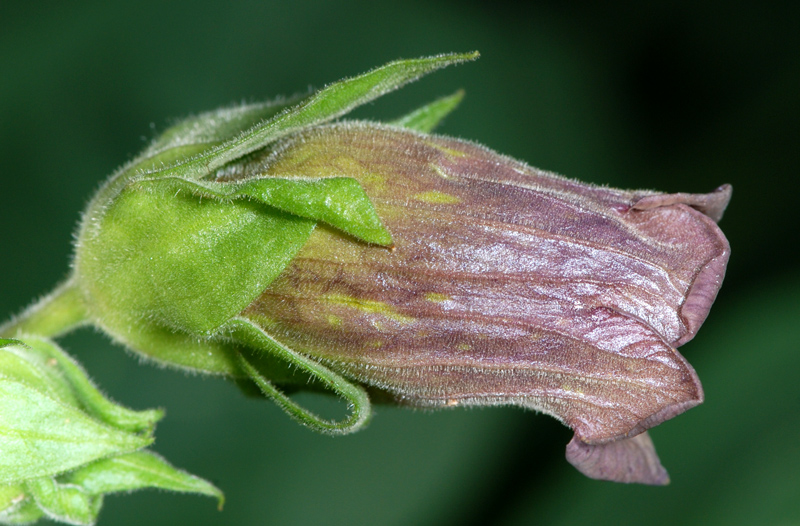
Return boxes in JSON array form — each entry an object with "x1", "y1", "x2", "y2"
[{"x1": 456, "y1": 50, "x2": 480, "y2": 61}]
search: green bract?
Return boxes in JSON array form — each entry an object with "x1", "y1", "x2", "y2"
[{"x1": 0, "y1": 338, "x2": 222, "y2": 525}]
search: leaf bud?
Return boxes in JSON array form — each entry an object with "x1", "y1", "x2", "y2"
[{"x1": 0, "y1": 338, "x2": 221, "y2": 524}]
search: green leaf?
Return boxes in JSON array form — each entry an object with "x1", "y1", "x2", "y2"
[
  {"x1": 0, "y1": 338, "x2": 158, "y2": 484},
  {"x1": 227, "y1": 317, "x2": 371, "y2": 435},
  {"x1": 389, "y1": 90, "x2": 465, "y2": 132},
  {"x1": 142, "y1": 176, "x2": 393, "y2": 246},
  {"x1": 0, "y1": 338, "x2": 217, "y2": 522},
  {"x1": 25, "y1": 477, "x2": 98, "y2": 526},
  {"x1": 62, "y1": 450, "x2": 224, "y2": 510},
  {"x1": 147, "y1": 52, "x2": 479, "y2": 180},
  {"x1": 0, "y1": 338, "x2": 159, "y2": 435},
  {"x1": 0, "y1": 339, "x2": 76, "y2": 407}
]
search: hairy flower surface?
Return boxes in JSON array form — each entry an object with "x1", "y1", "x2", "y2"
[{"x1": 241, "y1": 122, "x2": 731, "y2": 484}]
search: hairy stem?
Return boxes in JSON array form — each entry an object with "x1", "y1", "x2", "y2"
[{"x1": 0, "y1": 277, "x2": 89, "y2": 338}]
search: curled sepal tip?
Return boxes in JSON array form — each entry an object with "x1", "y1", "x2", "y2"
[{"x1": 227, "y1": 317, "x2": 371, "y2": 435}]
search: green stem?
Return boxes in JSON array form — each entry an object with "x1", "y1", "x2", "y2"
[{"x1": 0, "y1": 277, "x2": 89, "y2": 338}]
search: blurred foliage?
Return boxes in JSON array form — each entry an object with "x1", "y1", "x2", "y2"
[{"x1": 1, "y1": 1, "x2": 798, "y2": 525}]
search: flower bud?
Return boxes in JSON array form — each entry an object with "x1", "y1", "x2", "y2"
[
  {"x1": 240, "y1": 122, "x2": 731, "y2": 484},
  {"x1": 0, "y1": 338, "x2": 221, "y2": 524}
]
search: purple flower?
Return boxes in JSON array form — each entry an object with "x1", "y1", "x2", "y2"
[{"x1": 242, "y1": 121, "x2": 731, "y2": 484}]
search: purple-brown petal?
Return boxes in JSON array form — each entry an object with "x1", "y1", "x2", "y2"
[
  {"x1": 566, "y1": 431, "x2": 669, "y2": 485},
  {"x1": 632, "y1": 184, "x2": 732, "y2": 223},
  {"x1": 630, "y1": 185, "x2": 732, "y2": 345},
  {"x1": 242, "y1": 122, "x2": 729, "y2": 478}
]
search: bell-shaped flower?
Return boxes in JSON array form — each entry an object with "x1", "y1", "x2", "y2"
[
  {"x1": 2, "y1": 52, "x2": 730, "y2": 485},
  {"x1": 241, "y1": 121, "x2": 731, "y2": 485}
]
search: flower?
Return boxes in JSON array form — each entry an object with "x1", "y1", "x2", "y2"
[
  {"x1": 20, "y1": 52, "x2": 730, "y2": 484},
  {"x1": 242, "y1": 121, "x2": 731, "y2": 484}
]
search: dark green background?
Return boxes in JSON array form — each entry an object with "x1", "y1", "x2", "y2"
[{"x1": 2, "y1": 2, "x2": 798, "y2": 525}]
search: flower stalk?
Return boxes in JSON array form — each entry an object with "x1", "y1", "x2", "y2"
[{"x1": 0, "y1": 279, "x2": 88, "y2": 339}]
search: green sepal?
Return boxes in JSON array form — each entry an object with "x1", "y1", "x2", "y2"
[
  {"x1": 104, "y1": 98, "x2": 303, "y2": 189},
  {"x1": 0, "y1": 339, "x2": 155, "y2": 484},
  {"x1": 144, "y1": 175, "x2": 393, "y2": 246},
  {"x1": 80, "y1": 52, "x2": 478, "y2": 246},
  {"x1": 146, "y1": 97, "x2": 303, "y2": 159},
  {"x1": 227, "y1": 317, "x2": 371, "y2": 435},
  {"x1": 145, "y1": 52, "x2": 479, "y2": 181},
  {"x1": 24, "y1": 478, "x2": 98, "y2": 526},
  {"x1": 390, "y1": 90, "x2": 465, "y2": 132},
  {"x1": 78, "y1": 181, "x2": 316, "y2": 335},
  {"x1": 0, "y1": 482, "x2": 41, "y2": 524},
  {"x1": 79, "y1": 167, "x2": 390, "y2": 339},
  {"x1": 75, "y1": 52, "x2": 477, "y2": 343},
  {"x1": 62, "y1": 450, "x2": 224, "y2": 510}
]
